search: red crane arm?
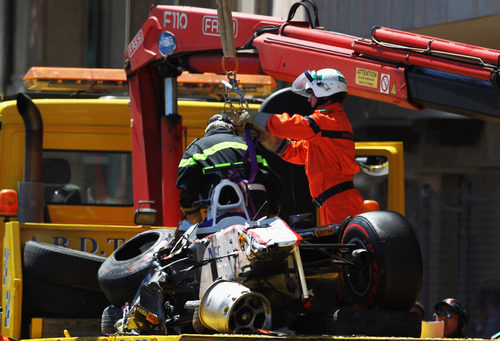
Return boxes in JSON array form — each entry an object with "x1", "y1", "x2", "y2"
[
  {"x1": 124, "y1": 4, "x2": 500, "y2": 225},
  {"x1": 126, "y1": 5, "x2": 500, "y2": 111}
]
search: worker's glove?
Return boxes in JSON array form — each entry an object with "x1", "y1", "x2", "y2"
[
  {"x1": 233, "y1": 110, "x2": 270, "y2": 130},
  {"x1": 258, "y1": 128, "x2": 290, "y2": 156},
  {"x1": 247, "y1": 124, "x2": 262, "y2": 140},
  {"x1": 181, "y1": 206, "x2": 202, "y2": 224},
  {"x1": 230, "y1": 109, "x2": 257, "y2": 126},
  {"x1": 227, "y1": 111, "x2": 241, "y2": 127}
]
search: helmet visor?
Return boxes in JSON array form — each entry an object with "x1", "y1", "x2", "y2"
[{"x1": 292, "y1": 71, "x2": 315, "y2": 97}]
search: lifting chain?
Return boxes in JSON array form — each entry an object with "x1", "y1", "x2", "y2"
[
  {"x1": 216, "y1": 0, "x2": 248, "y2": 118},
  {"x1": 221, "y1": 71, "x2": 248, "y2": 117}
]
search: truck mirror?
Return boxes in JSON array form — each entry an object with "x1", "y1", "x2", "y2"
[
  {"x1": 134, "y1": 200, "x2": 157, "y2": 226},
  {"x1": 356, "y1": 156, "x2": 389, "y2": 177}
]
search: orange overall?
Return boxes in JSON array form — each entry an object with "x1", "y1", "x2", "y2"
[{"x1": 266, "y1": 102, "x2": 364, "y2": 225}]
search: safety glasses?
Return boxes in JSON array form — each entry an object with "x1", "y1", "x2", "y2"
[{"x1": 434, "y1": 310, "x2": 456, "y2": 318}]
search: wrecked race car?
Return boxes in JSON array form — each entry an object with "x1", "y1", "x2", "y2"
[{"x1": 97, "y1": 178, "x2": 422, "y2": 336}]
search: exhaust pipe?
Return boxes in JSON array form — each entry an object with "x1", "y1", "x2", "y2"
[
  {"x1": 16, "y1": 93, "x2": 45, "y2": 222},
  {"x1": 199, "y1": 280, "x2": 272, "y2": 333}
]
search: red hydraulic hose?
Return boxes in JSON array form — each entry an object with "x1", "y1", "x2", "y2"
[
  {"x1": 372, "y1": 26, "x2": 500, "y2": 67},
  {"x1": 281, "y1": 25, "x2": 359, "y2": 50},
  {"x1": 352, "y1": 39, "x2": 493, "y2": 81}
]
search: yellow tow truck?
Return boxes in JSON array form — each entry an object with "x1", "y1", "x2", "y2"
[{"x1": 0, "y1": 65, "x2": 406, "y2": 339}]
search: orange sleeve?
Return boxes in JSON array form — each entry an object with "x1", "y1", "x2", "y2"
[
  {"x1": 267, "y1": 113, "x2": 316, "y2": 140},
  {"x1": 280, "y1": 139, "x2": 308, "y2": 165}
]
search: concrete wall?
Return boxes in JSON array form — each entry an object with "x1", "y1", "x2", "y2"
[{"x1": 316, "y1": 0, "x2": 500, "y2": 35}]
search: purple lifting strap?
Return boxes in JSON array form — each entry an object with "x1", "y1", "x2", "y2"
[{"x1": 228, "y1": 124, "x2": 259, "y2": 217}]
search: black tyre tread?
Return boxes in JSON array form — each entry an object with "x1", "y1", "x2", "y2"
[
  {"x1": 22, "y1": 240, "x2": 105, "y2": 292},
  {"x1": 98, "y1": 229, "x2": 173, "y2": 306},
  {"x1": 101, "y1": 305, "x2": 123, "y2": 335},
  {"x1": 22, "y1": 275, "x2": 109, "y2": 318},
  {"x1": 341, "y1": 211, "x2": 422, "y2": 310}
]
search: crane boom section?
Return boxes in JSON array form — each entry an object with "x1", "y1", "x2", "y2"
[{"x1": 125, "y1": 5, "x2": 500, "y2": 117}]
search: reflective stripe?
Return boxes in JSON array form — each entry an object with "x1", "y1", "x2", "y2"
[
  {"x1": 256, "y1": 155, "x2": 269, "y2": 167},
  {"x1": 202, "y1": 161, "x2": 244, "y2": 174},
  {"x1": 201, "y1": 156, "x2": 268, "y2": 175},
  {"x1": 178, "y1": 158, "x2": 197, "y2": 168},
  {"x1": 178, "y1": 141, "x2": 248, "y2": 168}
]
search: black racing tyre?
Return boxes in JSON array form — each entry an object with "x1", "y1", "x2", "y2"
[
  {"x1": 22, "y1": 275, "x2": 109, "y2": 318},
  {"x1": 340, "y1": 211, "x2": 422, "y2": 310},
  {"x1": 98, "y1": 229, "x2": 173, "y2": 306},
  {"x1": 101, "y1": 305, "x2": 123, "y2": 335},
  {"x1": 22, "y1": 240, "x2": 105, "y2": 292}
]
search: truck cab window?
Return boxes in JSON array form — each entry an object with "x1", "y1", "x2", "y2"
[{"x1": 42, "y1": 150, "x2": 133, "y2": 206}]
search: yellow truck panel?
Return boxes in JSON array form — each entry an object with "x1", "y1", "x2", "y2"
[
  {"x1": 0, "y1": 99, "x2": 133, "y2": 226},
  {"x1": 1, "y1": 222, "x2": 22, "y2": 339},
  {"x1": 355, "y1": 141, "x2": 405, "y2": 216}
]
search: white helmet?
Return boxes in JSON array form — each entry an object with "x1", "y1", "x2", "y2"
[{"x1": 291, "y1": 68, "x2": 347, "y2": 98}]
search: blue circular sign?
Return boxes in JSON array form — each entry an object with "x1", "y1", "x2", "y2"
[{"x1": 158, "y1": 31, "x2": 176, "y2": 57}]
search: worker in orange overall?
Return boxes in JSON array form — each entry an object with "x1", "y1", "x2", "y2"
[{"x1": 236, "y1": 68, "x2": 364, "y2": 225}]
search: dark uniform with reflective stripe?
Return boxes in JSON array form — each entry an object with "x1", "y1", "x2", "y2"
[
  {"x1": 176, "y1": 127, "x2": 278, "y2": 219},
  {"x1": 266, "y1": 102, "x2": 364, "y2": 224}
]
